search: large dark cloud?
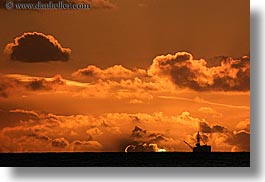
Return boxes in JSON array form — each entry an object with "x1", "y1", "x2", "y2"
[
  {"x1": 4, "y1": 32, "x2": 71, "y2": 62},
  {"x1": 148, "y1": 52, "x2": 250, "y2": 91}
]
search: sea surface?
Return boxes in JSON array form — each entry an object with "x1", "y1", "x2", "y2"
[{"x1": 0, "y1": 152, "x2": 250, "y2": 167}]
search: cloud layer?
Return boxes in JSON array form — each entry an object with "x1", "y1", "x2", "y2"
[
  {"x1": 71, "y1": 52, "x2": 250, "y2": 92},
  {"x1": 0, "y1": 110, "x2": 198, "y2": 152},
  {"x1": 0, "y1": 50, "x2": 250, "y2": 152},
  {"x1": 0, "y1": 107, "x2": 250, "y2": 152},
  {"x1": 4, "y1": 32, "x2": 71, "y2": 62}
]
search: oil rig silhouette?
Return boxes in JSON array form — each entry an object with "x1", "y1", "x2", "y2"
[{"x1": 184, "y1": 132, "x2": 211, "y2": 152}]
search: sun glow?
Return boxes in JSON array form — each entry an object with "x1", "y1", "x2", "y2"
[{"x1": 158, "y1": 148, "x2": 167, "y2": 152}]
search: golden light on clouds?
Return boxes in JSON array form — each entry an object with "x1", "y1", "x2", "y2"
[
  {"x1": 0, "y1": 50, "x2": 250, "y2": 152},
  {"x1": 0, "y1": 0, "x2": 249, "y2": 154}
]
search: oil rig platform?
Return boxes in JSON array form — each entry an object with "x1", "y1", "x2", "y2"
[{"x1": 184, "y1": 132, "x2": 211, "y2": 152}]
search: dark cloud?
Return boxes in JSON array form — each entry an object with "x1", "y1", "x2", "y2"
[
  {"x1": 130, "y1": 126, "x2": 147, "y2": 138},
  {"x1": 212, "y1": 125, "x2": 227, "y2": 133},
  {"x1": 0, "y1": 74, "x2": 65, "y2": 98},
  {"x1": 28, "y1": 79, "x2": 52, "y2": 91},
  {"x1": 199, "y1": 121, "x2": 228, "y2": 134},
  {"x1": 199, "y1": 122, "x2": 212, "y2": 133},
  {"x1": 225, "y1": 131, "x2": 250, "y2": 152},
  {"x1": 206, "y1": 56, "x2": 230, "y2": 67},
  {"x1": 4, "y1": 32, "x2": 71, "y2": 62},
  {"x1": 51, "y1": 138, "x2": 69, "y2": 148},
  {"x1": 0, "y1": 109, "x2": 40, "y2": 129},
  {"x1": 28, "y1": 133, "x2": 50, "y2": 141},
  {"x1": 148, "y1": 52, "x2": 250, "y2": 91},
  {"x1": 26, "y1": 75, "x2": 65, "y2": 91},
  {"x1": 200, "y1": 133, "x2": 209, "y2": 144}
]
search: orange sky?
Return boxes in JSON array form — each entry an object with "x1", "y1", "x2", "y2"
[{"x1": 0, "y1": 0, "x2": 250, "y2": 152}]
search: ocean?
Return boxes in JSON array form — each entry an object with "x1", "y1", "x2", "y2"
[{"x1": 0, "y1": 152, "x2": 250, "y2": 167}]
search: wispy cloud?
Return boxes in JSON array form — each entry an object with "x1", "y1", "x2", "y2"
[{"x1": 158, "y1": 96, "x2": 249, "y2": 110}]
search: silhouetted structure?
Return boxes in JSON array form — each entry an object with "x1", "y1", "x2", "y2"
[{"x1": 184, "y1": 132, "x2": 211, "y2": 153}]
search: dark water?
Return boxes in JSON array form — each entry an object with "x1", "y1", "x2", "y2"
[{"x1": 0, "y1": 152, "x2": 250, "y2": 167}]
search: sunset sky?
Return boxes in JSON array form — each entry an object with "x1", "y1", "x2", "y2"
[{"x1": 0, "y1": 0, "x2": 250, "y2": 152}]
